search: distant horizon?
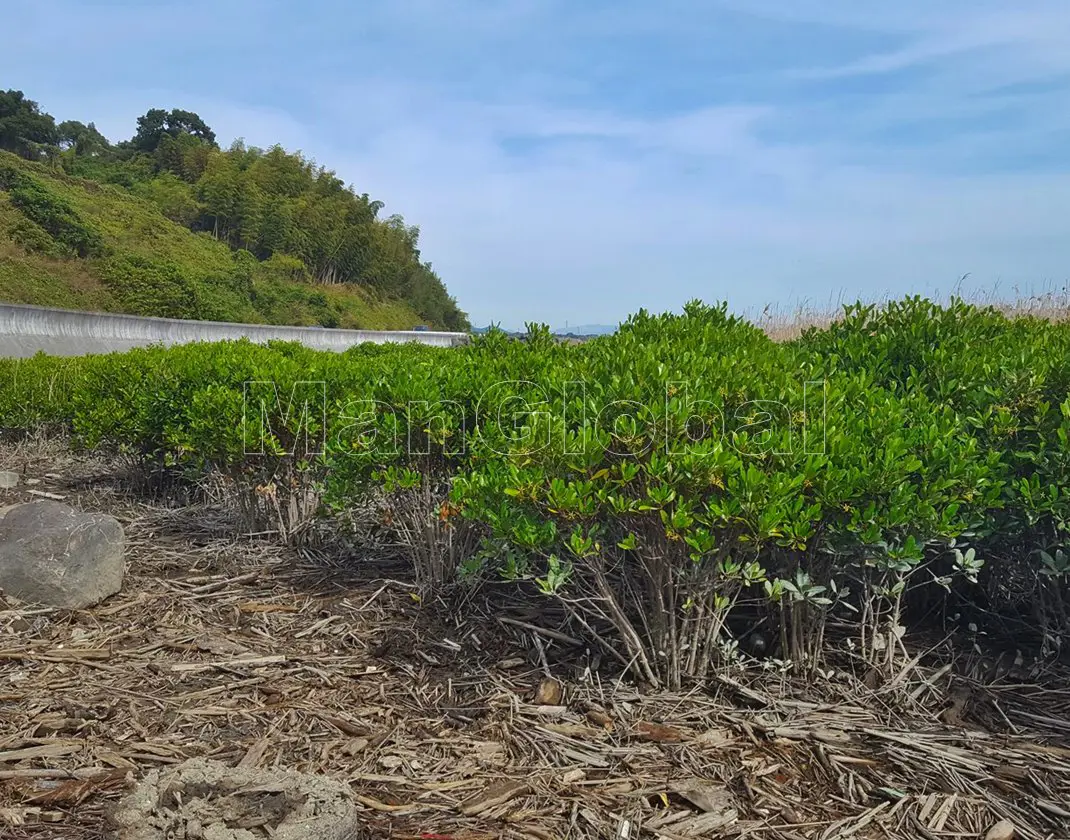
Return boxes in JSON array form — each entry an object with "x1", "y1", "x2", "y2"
[
  {"x1": 472, "y1": 322, "x2": 619, "y2": 335},
  {"x1": 471, "y1": 278, "x2": 1070, "y2": 334}
]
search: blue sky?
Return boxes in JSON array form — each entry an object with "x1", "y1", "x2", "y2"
[{"x1": 4, "y1": 0, "x2": 1070, "y2": 328}]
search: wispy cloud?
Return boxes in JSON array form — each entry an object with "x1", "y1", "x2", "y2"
[
  {"x1": 788, "y1": 6, "x2": 1070, "y2": 83},
  {"x1": 2, "y1": 0, "x2": 1069, "y2": 326}
]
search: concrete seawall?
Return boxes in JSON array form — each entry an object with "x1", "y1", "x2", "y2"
[{"x1": 0, "y1": 303, "x2": 469, "y2": 358}]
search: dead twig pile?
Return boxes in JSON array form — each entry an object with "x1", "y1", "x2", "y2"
[{"x1": 0, "y1": 446, "x2": 1068, "y2": 839}]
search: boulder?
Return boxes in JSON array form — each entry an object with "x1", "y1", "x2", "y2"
[
  {"x1": 0, "y1": 500, "x2": 125, "y2": 609},
  {"x1": 0, "y1": 470, "x2": 18, "y2": 489}
]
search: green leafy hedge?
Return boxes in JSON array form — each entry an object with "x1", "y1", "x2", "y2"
[{"x1": 2, "y1": 296, "x2": 1068, "y2": 687}]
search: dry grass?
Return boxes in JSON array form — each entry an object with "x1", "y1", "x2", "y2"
[
  {"x1": 0, "y1": 440, "x2": 1069, "y2": 839},
  {"x1": 749, "y1": 284, "x2": 1070, "y2": 342}
]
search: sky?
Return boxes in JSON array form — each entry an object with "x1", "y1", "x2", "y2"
[{"x1": 4, "y1": 0, "x2": 1070, "y2": 328}]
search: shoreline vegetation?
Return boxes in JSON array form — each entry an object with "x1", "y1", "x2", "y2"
[{"x1": 3, "y1": 296, "x2": 1068, "y2": 691}]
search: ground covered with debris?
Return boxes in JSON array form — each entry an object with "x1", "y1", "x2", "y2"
[
  {"x1": 108, "y1": 756, "x2": 363, "y2": 840},
  {"x1": 1, "y1": 438, "x2": 1069, "y2": 840}
]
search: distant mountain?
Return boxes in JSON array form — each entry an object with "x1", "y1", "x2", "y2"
[
  {"x1": 554, "y1": 324, "x2": 617, "y2": 336},
  {"x1": 471, "y1": 323, "x2": 619, "y2": 337}
]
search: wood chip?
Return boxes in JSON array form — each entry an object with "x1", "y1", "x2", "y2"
[
  {"x1": 670, "y1": 779, "x2": 735, "y2": 815},
  {"x1": 0, "y1": 743, "x2": 82, "y2": 763},
  {"x1": 169, "y1": 655, "x2": 286, "y2": 672},
  {"x1": 458, "y1": 780, "x2": 529, "y2": 816},
  {"x1": 634, "y1": 721, "x2": 687, "y2": 743},
  {"x1": 26, "y1": 490, "x2": 66, "y2": 501}
]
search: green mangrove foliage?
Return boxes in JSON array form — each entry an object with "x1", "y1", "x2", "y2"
[{"x1": 2, "y1": 297, "x2": 1068, "y2": 688}]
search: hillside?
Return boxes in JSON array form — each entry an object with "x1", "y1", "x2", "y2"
[{"x1": 0, "y1": 92, "x2": 468, "y2": 331}]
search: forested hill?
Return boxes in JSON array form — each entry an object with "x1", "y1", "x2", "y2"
[{"x1": 0, "y1": 90, "x2": 469, "y2": 331}]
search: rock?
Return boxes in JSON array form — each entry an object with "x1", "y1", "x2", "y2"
[
  {"x1": 984, "y1": 820, "x2": 1016, "y2": 840},
  {"x1": 0, "y1": 501, "x2": 125, "y2": 609},
  {"x1": 107, "y1": 757, "x2": 363, "y2": 840},
  {"x1": 0, "y1": 471, "x2": 18, "y2": 489},
  {"x1": 534, "y1": 677, "x2": 564, "y2": 705}
]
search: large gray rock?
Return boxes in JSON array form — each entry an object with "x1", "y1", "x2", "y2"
[
  {"x1": 0, "y1": 500, "x2": 125, "y2": 609},
  {"x1": 0, "y1": 470, "x2": 18, "y2": 489}
]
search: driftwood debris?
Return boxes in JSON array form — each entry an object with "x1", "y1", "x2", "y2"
[{"x1": 1, "y1": 443, "x2": 1069, "y2": 839}]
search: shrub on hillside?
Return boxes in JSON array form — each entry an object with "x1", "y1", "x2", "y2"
[
  {"x1": 8, "y1": 216, "x2": 64, "y2": 257},
  {"x1": 1, "y1": 166, "x2": 104, "y2": 258},
  {"x1": 97, "y1": 252, "x2": 202, "y2": 319},
  {"x1": 134, "y1": 172, "x2": 202, "y2": 227}
]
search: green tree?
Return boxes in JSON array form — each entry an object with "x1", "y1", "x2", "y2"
[
  {"x1": 135, "y1": 172, "x2": 202, "y2": 226},
  {"x1": 131, "y1": 108, "x2": 168, "y2": 152},
  {"x1": 168, "y1": 109, "x2": 216, "y2": 145},
  {"x1": 0, "y1": 90, "x2": 58, "y2": 159},
  {"x1": 57, "y1": 120, "x2": 110, "y2": 156},
  {"x1": 154, "y1": 131, "x2": 211, "y2": 181},
  {"x1": 132, "y1": 107, "x2": 217, "y2": 152},
  {"x1": 197, "y1": 151, "x2": 241, "y2": 240}
]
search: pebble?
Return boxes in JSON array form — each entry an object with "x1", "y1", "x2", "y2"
[
  {"x1": 534, "y1": 677, "x2": 564, "y2": 705},
  {"x1": 985, "y1": 819, "x2": 1016, "y2": 840}
]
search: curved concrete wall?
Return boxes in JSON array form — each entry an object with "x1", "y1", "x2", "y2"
[{"x1": 0, "y1": 303, "x2": 469, "y2": 358}]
